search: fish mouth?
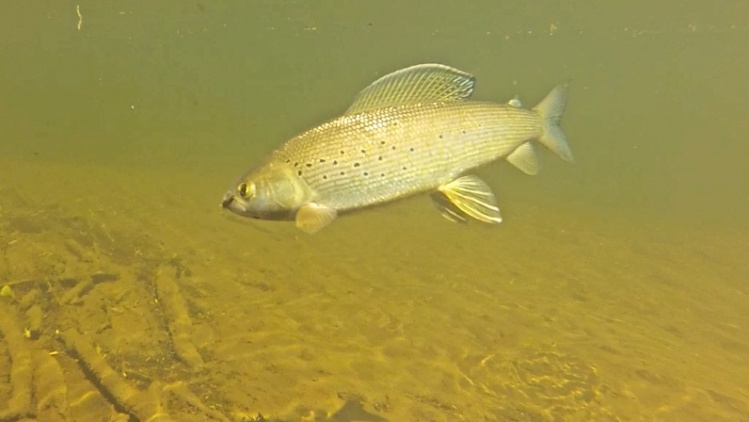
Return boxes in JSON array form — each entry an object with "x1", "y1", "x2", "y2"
[
  {"x1": 221, "y1": 192, "x2": 235, "y2": 209},
  {"x1": 222, "y1": 191, "x2": 266, "y2": 220},
  {"x1": 222, "y1": 192, "x2": 265, "y2": 220}
]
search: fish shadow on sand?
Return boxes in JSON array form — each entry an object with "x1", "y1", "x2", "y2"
[{"x1": 252, "y1": 398, "x2": 388, "y2": 422}]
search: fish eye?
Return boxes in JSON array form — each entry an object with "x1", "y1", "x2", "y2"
[{"x1": 238, "y1": 182, "x2": 256, "y2": 198}]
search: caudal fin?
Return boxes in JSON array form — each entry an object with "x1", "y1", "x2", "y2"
[{"x1": 533, "y1": 83, "x2": 573, "y2": 163}]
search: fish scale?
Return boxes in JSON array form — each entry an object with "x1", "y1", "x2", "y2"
[
  {"x1": 221, "y1": 63, "x2": 572, "y2": 233},
  {"x1": 275, "y1": 102, "x2": 541, "y2": 210}
]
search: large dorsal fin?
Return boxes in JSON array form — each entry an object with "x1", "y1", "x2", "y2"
[{"x1": 344, "y1": 64, "x2": 475, "y2": 115}]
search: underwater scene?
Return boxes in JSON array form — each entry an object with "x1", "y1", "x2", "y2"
[{"x1": 1, "y1": 1, "x2": 748, "y2": 421}]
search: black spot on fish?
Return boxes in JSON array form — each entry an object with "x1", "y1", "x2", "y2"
[
  {"x1": 378, "y1": 156, "x2": 382, "y2": 161},
  {"x1": 340, "y1": 171, "x2": 345, "y2": 175},
  {"x1": 323, "y1": 175, "x2": 328, "y2": 179},
  {"x1": 409, "y1": 147, "x2": 414, "y2": 152},
  {"x1": 294, "y1": 162, "x2": 299, "y2": 167},
  {"x1": 360, "y1": 149, "x2": 366, "y2": 154},
  {"x1": 380, "y1": 141, "x2": 386, "y2": 145},
  {"x1": 402, "y1": 166, "x2": 407, "y2": 170},
  {"x1": 353, "y1": 162, "x2": 360, "y2": 167},
  {"x1": 319, "y1": 158, "x2": 326, "y2": 163},
  {"x1": 333, "y1": 160, "x2": 338, "y2": 165},
  {"x1": 297, "y1": 170, "x2": 302, "y2": 176},
  {"x1": 380, "y1": 173, "x2": 385, "y2": 177},
  {"x1": 391, "y1": 146, "x2": 396, "y2": 150},
  {"x1": 285, "y1": 159, "x2": 291, "y2": 164},
  {"x1": 439, "y1": 134, "x2": 443, "y2": 139},
  {"x1": 340, "y1": 150, "x2": 345, "y2": 155},
  {"x1": 462, "y1": 130, "x2": 466, "y2": 134},
  {"x1": 363, "y1": 172, "x2": 369, "y2": 176},
  {"x1": 306, "y1": 163, "x2": 312, "y2": 167}
]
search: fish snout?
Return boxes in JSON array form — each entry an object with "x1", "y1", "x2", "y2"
[{"x1": 221, "y1": 191, "x2": 235, "y2": 209}]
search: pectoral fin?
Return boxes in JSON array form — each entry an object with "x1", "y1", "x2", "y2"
[
  {"x1": 295, "y1": 203, "x2": 337, "y2": 234},
  {"x1": 435, "y1": 175, "x2": 502, "y2": 224}
]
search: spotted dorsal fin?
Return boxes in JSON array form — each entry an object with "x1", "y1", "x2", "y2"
[{"x1": 345, "y1": 64, "x2": 475, "y2": 115}]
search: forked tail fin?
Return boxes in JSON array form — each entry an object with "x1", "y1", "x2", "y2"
[{"x1": 533, "y1": 83, "x2": 574, "y2": 163}]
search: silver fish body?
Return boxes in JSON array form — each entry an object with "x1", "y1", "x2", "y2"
[
  {"x1": 222, "y1": 64, "x2": 573, "y2": 233},
  {"x1": 275, "y1": 102, "x2": 541, "y2": 209}
]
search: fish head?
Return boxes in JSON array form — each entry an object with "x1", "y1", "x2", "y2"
[{"x1": 221, "y1": 160, "x2": 312, "y2": 221}]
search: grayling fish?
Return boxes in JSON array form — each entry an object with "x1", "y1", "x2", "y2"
[{"x1": 221, "y1": 63, "x2": 573, "y2": 233}]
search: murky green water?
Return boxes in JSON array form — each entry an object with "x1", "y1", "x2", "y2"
[{"x1": 1, "y1": 2, "x2": 748, "y2": 421}]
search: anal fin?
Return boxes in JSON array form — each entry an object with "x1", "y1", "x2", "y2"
[
  {"x1": 506, "y1": 142, "x2": 540, "y2": 175},
  {"x1": 435, "y1": 175, "x2": 502, "y2": 224}
]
